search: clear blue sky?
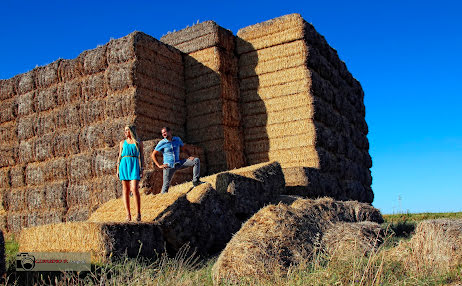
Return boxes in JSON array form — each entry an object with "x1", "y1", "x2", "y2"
[{"x1": 1, "y1": 0, "x2": 461, "y2": 214}]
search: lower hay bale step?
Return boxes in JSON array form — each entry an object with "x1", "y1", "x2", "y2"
[{"x1": 19, "y1": 221, "x2": 165, "y2": 263}]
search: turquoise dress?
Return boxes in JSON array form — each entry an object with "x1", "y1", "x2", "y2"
[{"x1": 119, "y1": 140, "x2": 141, "y2": 181}]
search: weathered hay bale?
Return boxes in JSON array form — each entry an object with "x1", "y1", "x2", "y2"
[
  {"x1": 393, "y1": 219, "x2": 462, "y2": 272},
  {"x1": 65, "y1": 206, "x2": 90, "y2": 222},
  {"x1": 0, "y1": 98, "x2": 17, "y2": 124},
  {"x1": 0, "y1": 78, "x2": 17, "y2": 100},
  {"x1": 17, "y1": 70, "x2": 36, "y2": 95},
  {"x1": 0, "y1": 143, "x2": 18, "y2": 168},
  {"x1": 19, "y1": 221, "x2": 165, "y2": 263},
  {"x1": 56, "y1": 79, "x2": 82, "y2": 105},
  {"x1": 81, "y1": 45, "x2": 107, "y2": 75},
  {"x1": 6, "y1": 212, "x2": 26, "y2": 233},
  {"x1": 161, "y1": 21, "x2": 234, "y2": 53},
  {"x1": 67, "y1": 183, "x2": 91, "y2": 209},
  {"x1": 34, "y1": 60, "x2": 59, "y2": 89},
  {"x1": 0, "y1": 121, "x2": 17, "y2": 145},
  {"x1": 17, "y1": 90, "x2": 35, "y2": 116},
  {"x1": 107, "y1": 33, "x2": 136, "y2": 65},
  {"x1": 0, "y1": 168, "x2": 9, "y2": 189},
  {"x1": 212, "y1": 197, "x2": 383, "y2": 282},
  {"x1": 24, "y1": 208, "x2": 66, "y2": 228},
  {"x1": 321, "y1": 221, "x2": 386, "y2": 258},
  {"x1": 18, "y1": 139, "x2": 34, "y2": 164}
]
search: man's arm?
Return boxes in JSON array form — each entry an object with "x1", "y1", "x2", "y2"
[{"x1": 152, "y1": 150, "x2": 168, "y2": 169}]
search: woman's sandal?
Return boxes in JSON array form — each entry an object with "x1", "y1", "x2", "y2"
[
  {"x1": 136, "y1": 214, "x2": 141, "y2": 222},
  {"x1": 127, "y1": 215, "x2": 132, "y2": 222}
]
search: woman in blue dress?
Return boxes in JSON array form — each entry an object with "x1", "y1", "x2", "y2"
[{"x1": 117, "y1": 125, "x2": 144, "y2": 221}]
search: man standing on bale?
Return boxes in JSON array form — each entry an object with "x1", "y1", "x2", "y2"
[{"x1": 152, "y1": 127, "x2": 202, "y2": 193}]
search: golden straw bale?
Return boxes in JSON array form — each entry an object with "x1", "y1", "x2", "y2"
[
  {"x1": 81, "y1": 45, "x2": 107, "y2": 75},
  {"x1": 34, "y1": 60, "x2": 59, "y2": 89},
  {"x1": 65, "y1": 206, "x2": 90, "y2": 222},
  {"x1": 0, "y1": 229, "x2": 5, "y2": 274},
  {"x1": 241, "y1": 91, "x2": 312, "y2": 117},
  {"x1": 17, "y1": 70, "x2": 36, "y2": 95},
  {"x1": 321, "y1": 221, "x2": 386, "y2": 259},
  {"x1": 18, "y1": 221, "x2": 165, "y2": 263},
  {"x1": 185, "y1": 72, "x2": 221, "y2": 93},
  {"x1": 18, "y1": 139, "x2": 34, "y2": 164},
  {"x1": 135, "y1": 56, "x2": 183, "y2": 83},
  {"x1": 24, "y1": 208, "x2": 66, "y2": 228},
  {"x1": 135, "y1": 87, "x2": 185, "y2": 114},
  {"x1": 67, "y1": 182, "x2": 91, "y2": 209},
  {"x1": 6, "y1": 212, "x2": 26, "y2": 233},
  {"x1": 57, "y1": 58, "x2": 84, "y2": 82},
  {"x1": 105, "y1": 61, "x2": 135, "y2": 92},
  {"x1": 52, "y1": 128, "x2": 80, "y2": 157},
  {"x1": 10, "y1": 164, "x2": 26, "y2": 188},
  {"x1": 240, "y1": 65, "x2": 309, "y2": 91},
  {"x1": 16, "y1": 114, "x2": 36, "y2": 140},
  {"x1": 106, "y1": 32, "x2": 136, "y2": 65},
  {"x1": 79, "y1": 98, "x2": 106, "y2": 126},
  {"x1": 0, "y1": 98, "x2": 17, "y2": 124},
  {"x1": 68, "y1": 152, "x2": 94, "y2": 182},
  {"x1": 135, "y1": 73, "x2": 185, "y2": 100},
  {"x1": 136, "y1": 31, "x2": 183, "y2": 63},
  {"x1": 17, "y1": 90, "x2": 35, "y2": 116},
  {"x1": 240, "y1": 78, "x2": 310, "y2": 103},
  {"x1": 243, "y1": 119, "x2": 314, "y2": 142}
]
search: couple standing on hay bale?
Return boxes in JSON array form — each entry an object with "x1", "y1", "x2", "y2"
[{"x1": 117, "y1": 125, "x2": 202, "y2": 222}]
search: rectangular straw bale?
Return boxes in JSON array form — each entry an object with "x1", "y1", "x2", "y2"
[
  {"x1": 105, "y1": 61, "x2": 136, "y2": 91},
  {"x1": 19, "y1": 221, "x2": 166, "y2": 263},
  {"x1": 185, "y1": 47, "x2": 238, "y2": 77},
  {"x1": 239, "y1": 49, "x2": 307, "y2": 79},
  {"x1": 78, "y1": 122, "x2": 107, "y2": 152},
  {"x1": 186, "y1": 81, "x2": 238, "y2": 104},
  {"x1": 185, "y1": 72, "x2": 221, "y2": 92},
  {"x1": 135, "y1": 99, "x2": 186, "y2": 125},
  {"x1": 136, "y1": 31, "x2": 183, "y2": 63},
  {"x1": 18, "y1": 139, "x2": 34, "y2": 164},
  {"x1": 243, "y1": 105, "x2": 312, "y2": 129},
  {"x1": 34, "y1": 60, "x2": 59, "y2": 89},
  {"x1": 0, "y1": 78, "x2": 17, "y2": 100},
  {"x1": 106, "y1": 32, "x2": 136, "y2": 64},
  {"x1": 94, "y1": 148, "x2": 118, "y2": 176},
  {"x1": 10, "y1": 164, "x2": 25, "y2": 188},
  {"x1": 26, "y1": 185, "x2": 47, "y2": 210},
  {"x1": 17, "y1": 70, "x2": 36, "y2": 95},
  {"x1": 45, "y1": 157, "x2": 68, "y2": 181},
  {"x1": 0, "y1": 168, "x2": 9, "y2": 189},
  {"x1": 135, "y1": 86, "x2": 185, "y2": 113},
  {"x1": 239, "y1": 40, "x2": 307, "y2": 69},
  {"x1": 245, "y1": 132, "x2": 316, "y2": 154},
  {"x1": 0, "y1": 121, "x2": 17, "y2": 143},
  {"x1": 6, "y1": 212, "x2": 25, "y2": 233},
  {"x1": 57, "y1": 58, "x2": 84, "y2": 82},
  {"x1": 79, "y1": 98, "x2": 106, "y2": 125},
  {"x1": 68, "y1": 153, "x2": 94, "y2": 182},
  {"x1": 65, "y1": 206, "x2": 90, "y2": 222},
  {"x1": 52, "y1": 127, "x2": 80, "y2": 157},
  {"x1": 81, "y1": 45, "x2": 108, "y2": 75},
  {"x1": 136, "y1": 73, "x2": 185, "y2": 100},
  {"x1": 240, "y1": 78, "x2": 310, "y2": 103},
  {"x1": 244, "y1": 119, "x2": 315, "y2": 141},
  {"x1": 241, "y1": 92, "x2": 312, "y2": 117},
  {"x1": 161, "y1": 21, "x2": 234, "y2": 53},
  {"x1": 34, "y1": 133, "x2": 54, "y2": 162},
  {"x1": 135, "y1": 58, "x2": 184, "y2": 85},
  {"x1": 25, "y1": 162, "x2": 45, "y2": 186},
  {"x1": 104, "y1": 88, "x2": 136, "y2": 120},
  {"x1": 245, "y1": 146, "x2": 319, "y2": 167},
  {"x1": 4, "y1": 188, "x2": 27, "y2": 212},
  {"x1": 240, "y1": 65, "x2": 309, "y2": 91},
  {"x1": 34, "y1": 111, "x2": 58, "y2": 136},
  {"x1": 0, "y1": 98, "x2": 17, "y2": 124},
  {"x1": 310, "y1": 68, "x2": 335, "y2": 103},
  {"x1": 17, "y1": 91, "x2": 35, "y2": 116},
  {"x1": 136, "y1": 44, "x2": 184, "y2": 74},
  {"x1": 282, "y1": 167, "x2": 341, "y2": 199},
  {"x1": 82, "y1": 73, "x2": 108, "y2": 100},
  {"x1": 67, "y1": 183, "x2": 92, "y2": 208},
  {"x1": 0, "y1": 143, "x2": 18, "y2": 167},
  {"x1": 134, "y1": 115, "x2": 185, "y2": 140},
  {"x1": 56, "y1": 79, "x2": 82, "y2": 105}
]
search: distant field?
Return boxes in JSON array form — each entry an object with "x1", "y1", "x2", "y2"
[{"x1": 383, "y1": 212, "x2": 462, "y2": 223}]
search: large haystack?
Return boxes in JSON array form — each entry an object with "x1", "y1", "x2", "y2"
[
  {"x1": 0, "y1": 32, "x2": 187, "y2": 233},
  {"x1": 237, "y1": 14, "x2": 372, "y2": 202},
  {"x1": 161, "y1": 21, "x2": 246, "y2": 174},
  {"x1": 212, "y1": 197, "x2": 383, "y2": 282},
  {"x1": 18, "y1": 221, "x2": 165, "y2": 263}
]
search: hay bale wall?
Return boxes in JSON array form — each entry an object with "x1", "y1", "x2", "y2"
[
  {"x1": 161, "y1": 21, "x2": 246, "y2": 174},
  {"x1": 0, "y1": 32, "x2": 187, "y2": 233},
  {"x1": 236, "y1": 14, "x2": 372, "y2": 203},
  {"x1": 18, "y1": 221, "x2": 165, "y2": 263}
]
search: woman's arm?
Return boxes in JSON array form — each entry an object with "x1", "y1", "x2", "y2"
[{"x1": 117, "y1": 140, "x2": 123, "y2": 176}]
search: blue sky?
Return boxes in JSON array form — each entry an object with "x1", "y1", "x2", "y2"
[{"x1": 1, "y1": 0, "x2": 461, "y2": 214}]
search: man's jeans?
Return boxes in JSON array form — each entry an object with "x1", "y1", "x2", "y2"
[{"x1": 161, "y1": 157, "x2": 200, "y2": 193}]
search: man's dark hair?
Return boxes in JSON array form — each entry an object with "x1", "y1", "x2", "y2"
[{"x1": 161, "y1": 126, "x2": 171, "y2": 132}]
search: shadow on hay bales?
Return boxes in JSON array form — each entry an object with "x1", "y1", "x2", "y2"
[{"x1": 212, "y1": 197, "x2": 384, "y2": 283}]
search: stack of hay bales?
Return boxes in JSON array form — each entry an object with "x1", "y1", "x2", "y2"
[
  {"x1": 0, "y1": 32, "x2": 186, "y2": 233},
  {"x1": 18, "y1": 221, "x2": 165, "y2": 263},
  {"x1": 236, "y1": 14, "x2": 372, "y2": 202},
  {"x1": 89, "y1": 161, "x2": 284, "y2": 255},
  {"x1": 212, "y1": 197, "x2": 383, "y2": 282},
  {"x1": 161, "y1": 21, "x2": 246, "y2": 174}
]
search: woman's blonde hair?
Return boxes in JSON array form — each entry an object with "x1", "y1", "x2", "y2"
[{"x1": 125, "y1": 124, "x2": 139, "y2": 150}]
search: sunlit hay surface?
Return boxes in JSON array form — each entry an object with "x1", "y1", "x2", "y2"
[{"x1": 389, "y1": 218, "x2": 462, "y2": 275}]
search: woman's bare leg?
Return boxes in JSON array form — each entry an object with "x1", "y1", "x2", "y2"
[
  {"x1": 131, "y1": 180, "x2": 141, "y2": 220},
  {"x1": 122, "y1": 180, "x2": 131, "y2": 221}
]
